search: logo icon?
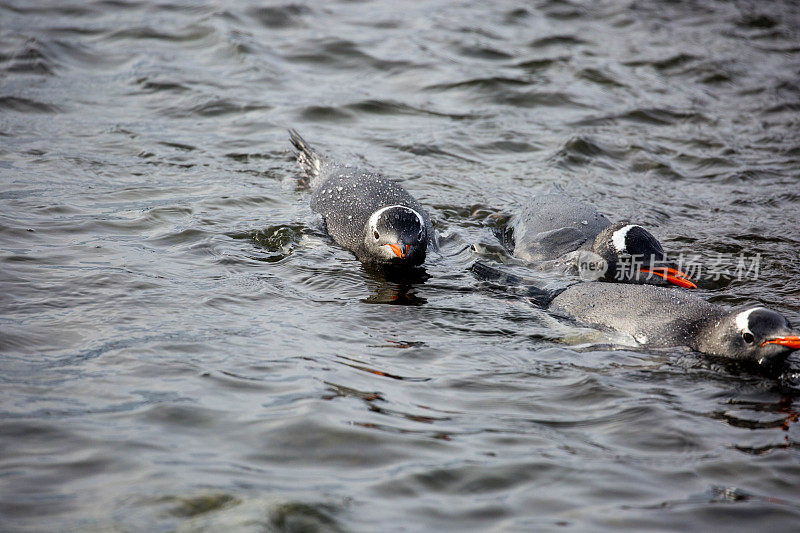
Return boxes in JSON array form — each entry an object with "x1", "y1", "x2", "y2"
[{"x1": 575, "y1": 250, "x2": 608, "y2": 281}]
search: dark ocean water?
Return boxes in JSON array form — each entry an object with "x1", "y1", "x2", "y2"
[{"x1": 2, "y1": 0, "x2": 800, "y2": 530}]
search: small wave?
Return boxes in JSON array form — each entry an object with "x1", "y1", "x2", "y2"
[
  {"x1": 385, "y1": 141, "x2": 480, "y2": 163},
  {"x1": 736, "y1": 13, "x2": 779, "y2": 30},
  {"x1": 425, "y1": 76, "x2": 530, "y2": 92},
  {"x1": 540, "y1": 0, "x2": 590, "y2": 21},
  {"x1": 625, "y1": 53, "x2": 699, "y2": 71},
  {"x1": 135, "y1": 77, "x2": 191, "y2": 94},
  {"x1": 455, "y1": 44, "x2": 514, "y2": 61},
  {"x1": 344, "y1": 99, "x2": 479, "y2": 120},
  {"x1": 0, "y1": 96, "x2": 59, "y2": 113},
  {"x1": 0, "y1": 35, "x2": 56, "y2": 76},
  {"x1": 474, "y1": 139, "x2": 543, "y2": 155},
  {"x1": 157, "y1": 141, "x2": 195, "y2": 152},
  {"x1": 529, "y1": 34, "x2": 591, "y2": 48},
  {"x1": 107, "y1": 24, "x2": 215, "y2": 44},
  {"x1": 159, "y1": 96, "x2": 270, "y2": 118},
  {"x1": 552, "y1": 136, "x2": 629, "y2": 170},
  {"x1": 765, "y1": 102, "x2": 800, "y2": 114},
  {"x1": 0, "y1": 2, "x2": 93, "y2": 16},
  {"x1": 504, "y1": 7, "x2": 532, "y2": 24},
  {"x1": 572, "y1": 107, "x2": 709, "y2": 127},
  {"x1": 248, "y1": 4, "x2": 311, "y2": 29},
  {"x1": 298, "y1": 104, "x2": 355, "y2": 122},
  {"x1": 577, "y1": 67, "x2": 627, "y2": 88},
  {"x1": 284, "y1": 38, "x2": 413, "y2": 71},
  {"x1": 513, "y1": 56, "x2": 568, "y2": 72},
  {"x1": 146, "y1": 227, "x2": 209, "y2": 247},
  {"x1": 494, "y1": 90, "x2": 588, "y2": 109}
]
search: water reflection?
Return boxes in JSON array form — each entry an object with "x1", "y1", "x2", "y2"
[{"x1": 360, "y1": 263, "x2": 429, "y2": 305}]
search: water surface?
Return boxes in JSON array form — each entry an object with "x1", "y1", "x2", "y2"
[{"x1": 2, "y1": 0, "x2": 800, "y2": 530}]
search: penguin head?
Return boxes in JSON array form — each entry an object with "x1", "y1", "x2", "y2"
[
  {"x1": 593, "y1": 221, "x2": 696, "y2": 288},
  {"x1": 697, "y1": 307, "x2": 800, "y2": 369},
  {"x1": 365, "y1": 205, "x2": 427, "y2": 266}
]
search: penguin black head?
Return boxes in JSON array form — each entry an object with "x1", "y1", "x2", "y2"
[
  {"x1": 696, "y1": 307, "x2": 800, "y2": 370},
  {"x1": 592, "y1": 221, "x2": 696, "y2": 288},
  {"x1": 365, "y1": 205, "x2": 427, "y2": 266}
]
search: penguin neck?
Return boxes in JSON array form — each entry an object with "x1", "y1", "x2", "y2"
[
  {"x1": 687, "y1": 307, "x2": 731, "y2": 356},
  {"x1": 589, "y1": 240, "x2": 617, "y2": 282}
]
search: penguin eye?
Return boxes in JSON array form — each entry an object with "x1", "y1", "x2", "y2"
[
  {"x1": 742, "y1": 332, "x2": 755, "y2": 344},
  {"x1": 373, "y1": 230, "x2": 380, "y2": 240}
]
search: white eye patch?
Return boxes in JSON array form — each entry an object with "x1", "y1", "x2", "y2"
[
  {"x1": 735, "y1": 307, "x2": 766, "y2": 334},
  {"x1": 367, "y1": 205, "x2": 425, "y2": 231},
  {"x1": 611, "y1": 224, "x2": 639, "y2": 254}
]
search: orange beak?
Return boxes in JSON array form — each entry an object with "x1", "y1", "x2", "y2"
[
  {"x1": 760, "y1": 336, "x2": 800, "y2": 349},
  {"x1": 639, "y1": 266, "x2": 697, "y2": 289},
  {"x1": 386, "y1": 244, "x2": 410, "y2": 259}
]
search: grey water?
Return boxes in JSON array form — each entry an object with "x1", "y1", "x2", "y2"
[{"x1": 2, "y1": 0, "x2": 800, "y2": 530}]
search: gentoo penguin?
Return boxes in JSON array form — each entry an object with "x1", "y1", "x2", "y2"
[
  {"x1": 289, "y1": 130, "x2": 433, "y2": 267},
  {"x1": 506, "y1": 191, "x2": 696, "y2": 288},
  {"x1": 472, "y1": 262, "x2": 800, "y2": 370}
]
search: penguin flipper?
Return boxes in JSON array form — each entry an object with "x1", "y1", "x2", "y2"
[
  {"x1": 470, "y1": 261, "x2": 558, "y2": 307},
  {"x1": 471, "y1": 260, "x2": 525, "y2": 285},
  {"x1": 288, "y1": 129, "x2": 322, "y2": 184}
]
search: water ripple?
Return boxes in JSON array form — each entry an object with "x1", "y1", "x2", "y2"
[{"x1": 3, "y1": 0, "x2": 800, "y2": 530}]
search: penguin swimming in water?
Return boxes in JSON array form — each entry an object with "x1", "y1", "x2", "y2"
[
  {"x1": 505, "y1": 190, "x2": 696, "y2": 288},
  {"x1": 472, "y1": 261, "x2": 800, "y2": 371},
  {"x1": 289, "y1": 130, "x2": 433, "y2": 267}
]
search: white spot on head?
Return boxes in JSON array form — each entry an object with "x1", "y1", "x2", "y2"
[
  {"x1": 611, "y1": 224, "x2": 639, "y2": 254},
  {"x1": 367, "y1": 205, "x2": 425, "y2": 233},
  {"x1": 735, "y1": 307, "x2": 766, "y2": 333}
]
